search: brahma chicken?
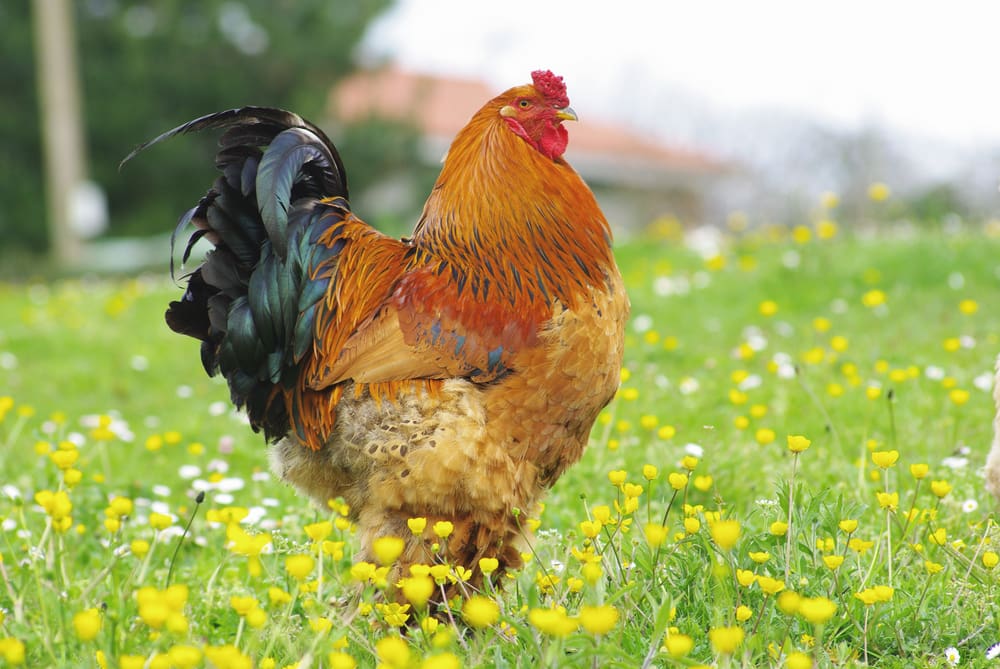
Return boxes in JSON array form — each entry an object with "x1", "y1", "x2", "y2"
[{"x1": 127, "y1": 69, "x2": 629, "y2": 592}]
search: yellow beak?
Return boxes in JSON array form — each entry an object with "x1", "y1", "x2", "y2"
[{"x1": 556, "y1": 107, "x2": 578, "y2": 122}]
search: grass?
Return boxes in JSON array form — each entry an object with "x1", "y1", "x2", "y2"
[{"x1": 1, "y1": 220, "x2": 999, "y2": 668}]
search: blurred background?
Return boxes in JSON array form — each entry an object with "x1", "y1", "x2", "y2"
[{"x1": 5, "y1": 0, "x2": 1000, "y2": 274}]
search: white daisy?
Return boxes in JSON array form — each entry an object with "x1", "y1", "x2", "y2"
[
  {"x1": 679, "y1": 377, "x2": 700, "y2": 395},
  {"x1": 974, "y1": 372, "x2": 994, "y2": 392},
  {"x1": 684, "y1": 443, "x2": 704, "y2": 458},
  {"x1": 945, "y1": 646, "x2": 960, "y2": 666},
  {"x1": 924, "y1": 365, "x2": 945, "y2": 381},
  {"x1": 178, "y1": 465, "x2": 202, "y2": 480},
  {"x1": 631, "y1": 314, "x2": 653, "y2": 333},
  {"x1": 942, "y1": 456, "x2": 969, "y2": 470},
  {"x1": 986, "y1": 641, "x2": 1000, "y2": 660},
  {"x1": 962, "y1": 499, "x2": 978, "y2": 513}
]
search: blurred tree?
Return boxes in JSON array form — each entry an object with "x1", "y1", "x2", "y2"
[
  {"x1": 907, "y1": 183, "x2": 968, "y2": 224},
  {"x1": 2, "y1": 0, "x2": 391, "y2": 253},
  {"x1": 334, "y1": 117, "x2": 440, "y2": 236}
]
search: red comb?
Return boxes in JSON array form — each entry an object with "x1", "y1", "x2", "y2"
[{"x1": 531, "y1": 70, "x2": 569, "y2": 108}]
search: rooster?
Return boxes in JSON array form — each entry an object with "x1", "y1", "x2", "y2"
[{"x1": 127, "y1": 70, "x2": 629, "y2": 590}]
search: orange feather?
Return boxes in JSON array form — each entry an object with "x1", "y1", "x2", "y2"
[{"x1": 282, "y1": 84, "x2": 618, "y2": 452}]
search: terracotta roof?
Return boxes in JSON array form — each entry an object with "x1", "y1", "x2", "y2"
[{"x1": 327, "y1": 67, "x2": 726, "y2": 177}]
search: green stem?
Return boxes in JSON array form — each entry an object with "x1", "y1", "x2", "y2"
[
  {"x1": 884, "y1": 473, "x2": 893, "y2": 588},
  {"x1": 785, "y1": 453, "x2": 798, "y2": 584}
]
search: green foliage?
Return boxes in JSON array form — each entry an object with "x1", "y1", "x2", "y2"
[
  {"x1": 1, "y1": 227, "x2": 1000, "y2": 667},
  {"x1": 2, "y1": 0, "x2": 390, "y2": 251}
]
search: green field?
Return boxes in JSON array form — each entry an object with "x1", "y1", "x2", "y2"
[{"x1": 1, "y1": 224, "x2": 999, "y2": 668}]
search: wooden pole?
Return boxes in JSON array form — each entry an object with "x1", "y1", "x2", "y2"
[{"x1": 32, "y1": 0, "x2": 86, "y2": 264}]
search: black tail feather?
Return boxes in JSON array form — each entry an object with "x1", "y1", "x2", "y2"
[{"x1": 127, "y1": 107, "x2": 352, "y2": 442}]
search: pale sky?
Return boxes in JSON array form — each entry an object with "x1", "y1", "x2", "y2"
[{"x1": 363, "y1": 0, "x2": 1000, "y2": 146}]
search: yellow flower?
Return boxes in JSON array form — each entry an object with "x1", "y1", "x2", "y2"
[
  {"x1": 433, "y1": 521, "x2": 454, "y2": 539},
  {"x1": 930, "y1": 480, "x2": 952, "y2": 498},
  {"x1": 459, "y1": 596, "x2": 499, "y2": 629},
  {"x1": 798, "y1": 597, "x2": 836, "y2": 624},
  {"x1": 876, "y1": 491, "x2": 899, "y2": 512},
  {"x1": 924, "y1": 560, "x2": 944, "y2": 574},
  {"x1": 658, "y1": 424, "x2": 676, "y2": 440},
  {"x1": 400, "y1": 576, "x2": 434, "y2": 609},
  {"x1": 622, "y1": 482, "x2": 643, "y2": 498},
  {"x1": 855, "y1": 586, "x2": 892, "y2": 605},
  {"x1": 710, "y1": 519, "x2": 741, "y2": 551},
  {"x1": 328, "y1": 652, "x2": 357, "y2": 669},
  {"x1": 756, "y1": 575, "x2": 785, "y2": 595},
  {"x1": 759, "y1": 300, "x2": 779, "y2": 316},
  {"x1": 136, "y1": 585, "x2": 188, "y2": 631},
  {"x1": 861, "y1": 289, "x2": 886, "y2": 308},
  {"x1": 786, "y1": 435, "x2": 811, "y2": 453},
  {"x1": 736, "y1": 569, "x2": 756, "y2": 587},
  {"x1": 838, "y1": 519, "x2": 858, "y2": 533},
  {"x1": 285, "y1": 554, "x2": 315, "y2": 580},
  {"x1": 929, "y1": 528, "x2": 947, "y2": 546},
  {"x1": 642, "y1": 464, "x2": 659, "y2": 480},
  {"x1": 166, "y1": 645, "x2": 202, "y2": 669},
  {"x1": 608, "y1": 470, "x2": 627, "y2": 486},
  {"x1": 581, "y1": 562, "x2": 603, "y2": 586},
  {"x1": 848, "y1": 538, "x2": 874, "y2": 554},
  {"x1": 420, "y1": 653, "x2": 461, "y2": 669},
  {"x1": 822, "y1": 555, "x2": 844, "y2": 570},
  {"x1": 769, "y1": 521, "x2": 788, "y2": 536},
  {"x1": 323, "y1": 540, "x2": 345, "y2": 559},
  {"x1": 786, "y1": 650, "x2": 813, "y2": 669},
  {"x1": 664, "y1": 633, "x2": 693, "y2": 658},
  {"x1": 667, "y1": 472, "x2": 688, "y2": 490},
  {"x1": 868, "y1": 182, "x2": 891, "y2": 201},
  {"x1": 982, "y1": 552, "x2": 999, "y2": 569},
  {"x1": 693, "y1": 475, "x2": 713, "y2": 491},
  {"x1": 246, "y1": 607, "x2": 266, "y2": 628},
  {"x1": 777, "y1": 591, "x2": 802, "y2": 615},
  {"x1": 268, "y1": 587, "x2": 292, "y2": 605},
  {"x1": 871, "y1": 450, "x2": 899, "y2": 468},
  {"x1": 373, "y1": 536, "x2": 405, "y2": 566},
  {"x1": 429, "y1": 564, "x2": 453, "y2": 585},
  {"x1": 149, "y1": 512, "x2": 173, "y2": 531},
  {"x1": 73, "y1": 608, "x2": 102, "y2": 641},
  {"x1": 129, "y1": 539, "x2": 149, "y2": 558},
  {"x1": 578, "y1": 604, "x2": 618, "y2": 635},
  {"x1": 958, "y1": 298, "x2": 978, "y2": 315},
  {"x1": 0, "y1": 638, "x2": 26, "y2": 665},
  {"x1": 910, "y1": 463, "x2": 929, "y2": 479},
  {"x1": 49, "y1": 448, "x2": 79, "y2": 470},
  {"x1": 749, "y1": 551, "x2": 770, "y2": 564},
  {"x1": 529, "y1": 607, "x2": 579, "y2": 637},
  {"x1": 376, "y1": 602, "x2": 411, "y2": 627},
  {"x1": 479, "y1": 557, "x2": 499, "y2": 575},
  {"x1": 309, "y1": 617, "x2": 333, "y2": 634},
  {"x1": 407, "y1": 517, "x2": 427, "y2": 535},
  {"x1": 229, "y1": 596, "x2": 258, "y2": 616},
  {"x1": 755, "y1": 428, "x2": 776, "y2": 446},
  {"x1": 580, "y1": 519, "x2": 602, "y2": 539},
  {"x1": 708, "y1": 626, "x2": 745, "y2": 654},
  {"x1": 735, "y1": 605, "x2": 752, "y2": 622},
  {"x1": 949, "y1": 389, "x2": 970, "y2": 406},
  {"x1": 375, "y1": 636, "x2": 411, "y2": 668},
  {"x1": 304, "y1": 521, "x2": 333, "y2": 542},
  {"x1": 644, "y1": 523, "x2": 668, "y2": 548},
  {"x1": 683, "y1": 517, "x2": 701, "y2": 534}
]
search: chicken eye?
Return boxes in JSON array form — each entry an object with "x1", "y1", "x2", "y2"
[{"x1": 519, "y1": 99, "x2": 531, "y2": 108}]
